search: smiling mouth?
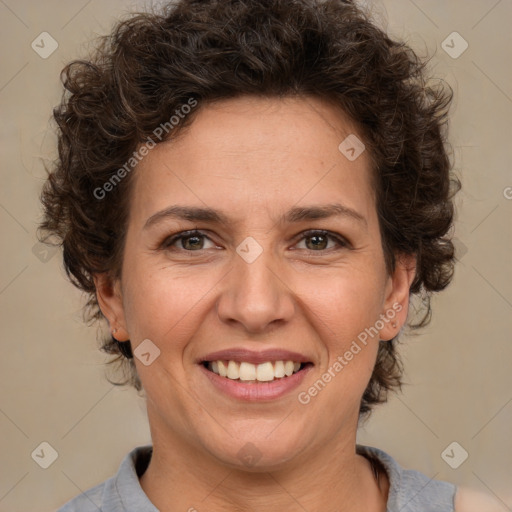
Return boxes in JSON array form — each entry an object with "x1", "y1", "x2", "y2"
[{"x1": 202, "y1": 360, "x2": 312, "y2": 383}]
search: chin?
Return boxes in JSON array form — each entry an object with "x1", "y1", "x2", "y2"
[{"x1": 202, "y1": 429, "x2": 306, "y2": 472}]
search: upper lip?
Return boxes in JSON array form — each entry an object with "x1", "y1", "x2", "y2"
[{"x1": 199, "y1": 348, "x2": 312, "y2": 365}]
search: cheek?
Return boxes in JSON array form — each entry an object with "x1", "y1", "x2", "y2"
[
  {"x1": 121, "y1": 258, "x2": 216, "y2": 347},
  {"x1": 298, "y1": 267, "x2": 384, "y2": 391},
  {"x1": 298, "y1": 340, "x2": 378, "y2": 431},
  {"x1": 303, "y1": 267, "x2": 385, "y2": 335}
]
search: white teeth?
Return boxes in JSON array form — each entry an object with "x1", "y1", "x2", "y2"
[
  {"x1": 274, "y1": 360, "x2": 285, "y2": 378},
  {"x1": 256, "y1": 362, "x2": 275, "y2": 381},
  {"x1": 239, "y1": 362, "x2": 257, "y2": 381},
  {"x1": 207, "y1": 360, "x2": 304, "y2": 382},
  {"x1": 218, "y1": 360, "x2": 227, "y2": 377},
  {"x1": 227, "y1": 360, "x2": 239, "y2": 379}
]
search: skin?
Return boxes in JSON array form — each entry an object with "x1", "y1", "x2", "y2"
[{"x1": 95, "y1": 95, "x2": 416, "y2": 512}]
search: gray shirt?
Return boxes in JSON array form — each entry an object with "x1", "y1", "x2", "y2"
[{"x1": 57, "y1": 444, "x2": 457, "y2": 511}]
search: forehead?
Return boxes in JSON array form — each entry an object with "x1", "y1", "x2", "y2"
[{"x1": 130, "y1": 95, "x2": 375, "y2": 226}]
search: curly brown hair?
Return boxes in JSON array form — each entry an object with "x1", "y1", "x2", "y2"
[{"x1": 38, "y1": 0, "x2": 460, "y2": 417}]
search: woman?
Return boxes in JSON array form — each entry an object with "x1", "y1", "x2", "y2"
[{"x1": 39, "y1": 0, "x2": 501, "y2": 510}]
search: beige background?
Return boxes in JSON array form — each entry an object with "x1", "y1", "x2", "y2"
[{"x1": 1, "y1": 0, "x2": 511, "y2": 510}]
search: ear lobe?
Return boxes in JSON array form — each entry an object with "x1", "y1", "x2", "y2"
[
  {"x1": 93, "y1": 273, "x2": 129, "y2": 341},
  {"x1": 379, "y1": 253, "x2": 417, "y2": 341}
]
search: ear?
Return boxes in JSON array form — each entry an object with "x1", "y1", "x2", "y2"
[
  {"x1": 93, "y1": 273, "x2": 129, "y2": 341},
  {"x1": 378, "y1": 253, "x2": 417, "y2": 342}
]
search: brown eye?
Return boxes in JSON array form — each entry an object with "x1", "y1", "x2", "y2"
[
  {"x1": 295, "y1": 230, "x2": 349, "y2": 252},
  {"x1": 161, "y1": 230, "x2": 215, "y2": 251},
  {"x1": 305, "y1": 233, "x2": 329, "y2": 250},
  {"x1": 180, "y1": 234, "x2": 205, "y2": 250}
]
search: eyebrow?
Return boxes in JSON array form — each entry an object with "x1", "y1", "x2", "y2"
[{"x1": 143, "y1": 203, "x2": 367, "y2": 230}]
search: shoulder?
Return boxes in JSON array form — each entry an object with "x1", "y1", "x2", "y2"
[
  {"x1": 357, "y1": 445, "x2": 457, "y2": 511},
  {"x1": 56, "y1": 480, "x2": 107, "y2": 512},
  {"x1": 454, "y1": 486, "x2": 506, "y2": 512},
  {"x1": 56, "y1": 445, "x2": 155, "y2": 512}
]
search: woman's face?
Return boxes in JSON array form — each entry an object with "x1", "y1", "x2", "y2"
[{"x1": 96, "y1": 96, "x2": 414, "y2": 470}]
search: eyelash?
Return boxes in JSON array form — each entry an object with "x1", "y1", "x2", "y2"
[{"x1": 160, "y1": 229, "x2": 350, "y2": 254}]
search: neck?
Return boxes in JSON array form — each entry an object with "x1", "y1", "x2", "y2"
[{"x1": 139, "y1": 423, "x2": 388, "y2": 512}]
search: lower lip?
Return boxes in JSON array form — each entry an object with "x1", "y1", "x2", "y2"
[{"x1": 199, "y1": 364, "x2": 313, "y2": 401}]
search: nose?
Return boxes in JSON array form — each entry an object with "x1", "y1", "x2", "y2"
[{"x1": 216, "y1": 247, "x2": 295, "y2": 334}]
